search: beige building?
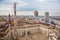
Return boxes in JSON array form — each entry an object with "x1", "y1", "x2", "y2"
[
  {"x1": 0, "y1": 24, "x2": 10, "y2": 40},
  {"x1": 55, "y1": 25, "x2": 60, "y2": 40}
]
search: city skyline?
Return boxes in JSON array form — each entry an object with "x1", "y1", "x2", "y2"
[{"x1": 0, "y1": 0, "x2": 60, "y2": 40}]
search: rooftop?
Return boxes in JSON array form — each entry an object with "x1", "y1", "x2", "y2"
[
  {"x1": 0, "y1": 24, "x2": 9, "y2": 33},
  {"x1": 19, "y1": 32, "x2": 48, "y2": 40}
]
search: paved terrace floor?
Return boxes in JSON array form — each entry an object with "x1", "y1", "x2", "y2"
[{"x1": 19, "y1": 32, "x2": 48, "y2": 40}]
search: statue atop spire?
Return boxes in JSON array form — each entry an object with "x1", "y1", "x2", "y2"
[{"x1": 14, "y1": 2, "x2": 17, "y2": 16}]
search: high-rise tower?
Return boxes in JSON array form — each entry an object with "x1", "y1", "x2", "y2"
[
  {"x1": 34, "y1": 10, "x2": 38, "y2": 17},
  {"x1": 34, "y1": 10, "x2": 39, "y2": 20},
  {"x1": 45, "y1": 12, "x2": 49, "y2": 23}
]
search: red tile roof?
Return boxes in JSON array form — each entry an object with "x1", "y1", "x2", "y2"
[{"x1": 0, "y1": 25, "x2": 8, "y2": 32}]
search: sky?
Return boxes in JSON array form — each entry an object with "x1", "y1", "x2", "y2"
[{"x1": 0, "y1": 0, "x2": 60, "y2": 16}]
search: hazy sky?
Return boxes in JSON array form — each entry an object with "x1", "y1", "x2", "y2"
[{"x1": 0, "y1": 0, "x2": 60, "y2": 16}]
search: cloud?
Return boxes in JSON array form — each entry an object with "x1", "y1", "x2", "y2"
[
  {"x1": 6, "y1": 0, "x2": 28, "y2": 7},
  {"x1": 16, "y1": 0, "x2": 28, "y2": 7},
  {"x1": 36, "y1": 0, "x2": 46, "y2": 3},
  {"x1": 0, "y1": 5, "x2": 13, "y2": 12},
  {"x1": 0, "y1": 0, "x2": 60, "y2": 16},
  {"x1": 0, "y1": 0, "x2": 28, "y2": 11}
]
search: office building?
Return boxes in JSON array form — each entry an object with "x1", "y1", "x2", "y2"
[{"x1": 45, "y1": 12, "x2": 49, "y2": 23}]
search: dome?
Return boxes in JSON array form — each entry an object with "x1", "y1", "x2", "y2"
[{"x1": 34, "y1": 10, "x2": 38, "y2": 17}]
